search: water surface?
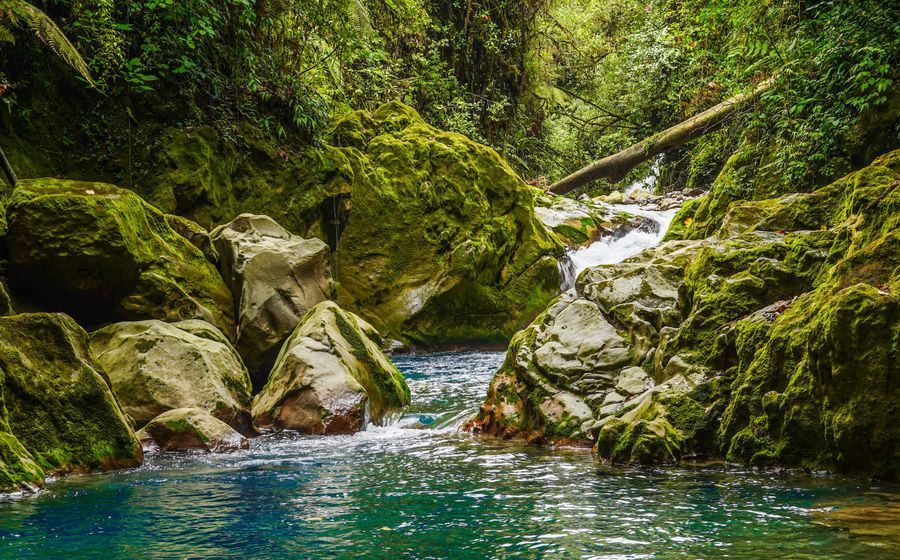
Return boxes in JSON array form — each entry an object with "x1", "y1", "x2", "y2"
[{"x1": 1, "y1": 352, "x2": 897, "y2": 559}]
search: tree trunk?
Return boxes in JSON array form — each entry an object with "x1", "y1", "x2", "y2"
[
  {"x1": 549, "y1": 78, "x2": 774, "y2": 195},
  {"x1": 0, "y1": 143, "x2": 17, "y2": 188}
]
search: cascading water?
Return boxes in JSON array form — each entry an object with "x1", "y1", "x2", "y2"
[
  {"x1": 561, "y1": 204, "x2": 678, "y2": 288},
  {"x1": 558, "y1": 196, "x2": 678, "y2": 291}
]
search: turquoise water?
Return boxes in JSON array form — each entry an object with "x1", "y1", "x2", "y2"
[{"x1": 1, "y1": 351, "x2": 897, "y2": 559}]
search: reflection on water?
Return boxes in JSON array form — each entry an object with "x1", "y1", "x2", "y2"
[{"x1": 1, "y1": 352, "x2": 898, "y2": 559}]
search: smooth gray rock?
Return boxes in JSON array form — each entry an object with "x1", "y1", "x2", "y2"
[
  {"x1": 90, "y1": 319, "x2": 254, "y2": 434},
  {"x1": 212, "y1": 213, "x2": 334, "y2": 381}
]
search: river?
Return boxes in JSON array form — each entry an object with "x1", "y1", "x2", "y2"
[{"x1": 1, "y1": 350, "x2": 898, "y2": 558}]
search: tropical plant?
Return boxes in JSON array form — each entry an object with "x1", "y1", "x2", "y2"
[{"x1": 0, "y1": 0, "x2": 94, "y2": 85}]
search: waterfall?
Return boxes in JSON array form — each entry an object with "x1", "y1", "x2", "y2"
[
  {"x1": 559, "y1": 204, "x2": 678, "y2": 290},
  {"x1": 558, "y1": 251, "x2": 579, "y2": 291}
]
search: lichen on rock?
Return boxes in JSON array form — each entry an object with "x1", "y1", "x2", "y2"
[
  {"x1": 137, "y1": 408, "x2": 249, "y2": 453},
  {"x1": 90, "y1": 319, "x2": 255, "y2": 434}
]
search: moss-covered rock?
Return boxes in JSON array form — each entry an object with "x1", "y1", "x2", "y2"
[
  {"x1": 466, "y1": 238, "x2": 707, "y2": 445},
  {"x1": 533, "y1": 191, "x2": 649, "y2": 248},
  {"x1": 137, "y1": 408, "x2": 249, "y2": 453},
  {"x1": 136, "y1": 104, "x2": 563, "y2": 347},
  {"x1": 6, "y1": 179, "x2": 234, "y2": 334},
  {"x1": 252, "y1": 301, "x2": 410, "y2": 434},
  {"x1": 474, "y1": 149, "x2": 900, "y2": 477},
  {"x1": 0, "y1": 427, "x2": 45, "y2": 493},
  {"x1": 0, "y1": 313, "x2": 142, "y2": 482},
  {"x1": 327, "y1": 103, "x2": 563, "y2": 345},
  {"x1": 90, "y1": 319, "x2": 254, "y2": 434}
]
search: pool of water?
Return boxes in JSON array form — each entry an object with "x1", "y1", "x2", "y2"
[{"x1": 1, "y1": 351, "x2": 898, "y2": 559}]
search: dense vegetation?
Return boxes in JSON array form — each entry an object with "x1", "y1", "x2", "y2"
[{"x1": 2, "y1": 0, "x2": 897, "y2": 191}]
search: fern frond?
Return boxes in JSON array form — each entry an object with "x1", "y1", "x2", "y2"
[
  {"x1": 0, "y1": 24, "x2": 16, "y2": 44},
  {"x1": 0, "y1": 0, "x2": 94, "y2": 86}
]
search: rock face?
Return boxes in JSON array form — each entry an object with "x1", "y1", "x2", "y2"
[
  {"x1": 5, "y1": 178, "x2": 234, "y2": 334},
  {"x1": 137, "y1": 408, "x2": 249, "y2": 453},
  {"x1": 253, "y1": 301, "x2": 410, "y2": 434},
  {"x1": 471, "y1": 150, "x2": 900, "y2": 478},
  {"x1": 90, "y1": 319, "x2": 254, "y2": 434},
  {"x1": 0, "y1": 313, "x2": 142, "y2": 491},
  {"x1": 138, "y1": 103, "x2": 563, "y2": 347},
  {"x1": 211, "y1": 214, "x2": 333, "y2": 381},
  {"x1": 0, "y1": 282, "x2": 12, "y2": 316}
]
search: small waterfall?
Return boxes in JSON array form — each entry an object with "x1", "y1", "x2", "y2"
[
  {"x1": 560, "y1": 204, "x2": 678, "y2": 286},
  {"x1": 558, "y1": 250, "x2": 578, "y2": 291}
]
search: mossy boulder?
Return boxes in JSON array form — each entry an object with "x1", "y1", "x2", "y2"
[
  {"x1": 0, "y1": 313, "x2": 142, "y2": 484},
  {"x1": 475, "y1": 149, "x2": 899, "y2": 476},
  {"x1": 211, "y1": 214, "x2": 333, "y2": 383},
  {"x1": 137, "y1": 103, "x2": 563, "y2": 347},
  {"x1": 253, "y1": 301, "x2": 410, "y2": 434},
  {"x1": 469, "y1": 240, "x2": 708, "y2": 444},
  {"x1": 5, "y1": 179, "x2": 234, "y2": 334},
  {"x1": 327, "y1": 103, "x2": 563, "y2": 345},
  {"x1": 90, "y1": 319, "x2": 254, "y2": 434},
  {"x1": 137, "y1": 408, "x2": 249, "y2": 453}
]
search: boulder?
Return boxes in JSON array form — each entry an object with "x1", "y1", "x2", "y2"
[
  {"x1": 327, "y1": 103, "x2": 563, "y2": 346},
  {"x1": 137, "y1": 408, "x2": 248, "y2": 453},
  {"x1": 211, "y1": 214, "x2": 333, "y2": 381},
  {"x1": 5, "y1": 179, "x2": 234, "y2": 334},
  {"x1": 469, "y1": 241, "x2": 702, "y2": 444},
  {"x1": 90, "y1": 319, "x2": 254, "y2": 434},
  {"x1": 0, "y1": 313, "x2": 142, "y2": 488},
  {"x1": 253, "y1": 301, "x2": 410, "y2": 434}
]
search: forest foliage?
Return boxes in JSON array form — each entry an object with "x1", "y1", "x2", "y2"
[{"x1": 1, "y1": 0, "x2": 898, "y2": 191}]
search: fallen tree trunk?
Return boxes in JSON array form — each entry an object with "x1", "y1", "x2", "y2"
[{"x1": 549, "y1": 78, "x2": 774, "y2": 195}]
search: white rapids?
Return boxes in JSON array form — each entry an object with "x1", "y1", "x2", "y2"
[{"x1": 559, "y1": 167, "x2": 678, "y2": 291}]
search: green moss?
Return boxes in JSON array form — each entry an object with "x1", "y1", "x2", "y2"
[
  {"x1": 6, "y1": 178, "x2": 234, "y2": 335},
  {"x1": 333, "y1": 306, "x2": 411, "y2": 413},
  {"x1": 663, "y1": 196, "x2": 705, "y2": 241},
  {"x1": 0, "y1": 313, "x2": 142, "y2": 477}
]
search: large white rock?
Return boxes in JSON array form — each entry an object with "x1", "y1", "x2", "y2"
[
  {"x1": 90, "y1": 319, "x2": 254, "y2": 434},
  {"x1": 252, "y1": 301, "x2": 410, "y2": 434},
  {"x1": 211, "y1": 213, "x2": 333, "y2": 382}
]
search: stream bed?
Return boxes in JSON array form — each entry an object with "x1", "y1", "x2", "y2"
[{"x1": 1, "y1": 351, "x2": 898, "y2": 559}]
